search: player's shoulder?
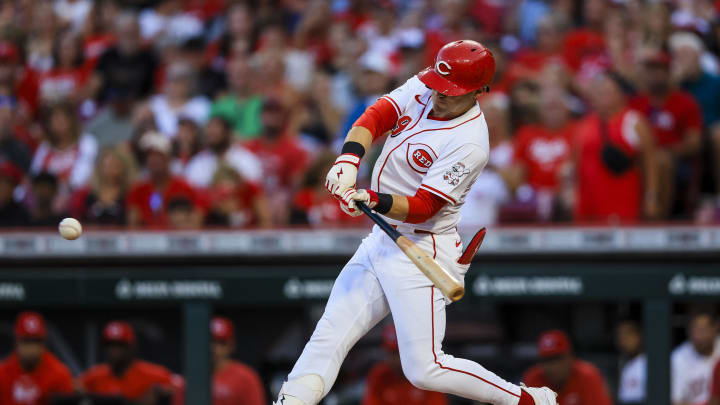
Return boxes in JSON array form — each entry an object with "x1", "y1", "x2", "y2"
[
  {"x1": 81, "y1": 363, "x2": 111, "y2": 381},
  {"x1": 226, "y1": 361, "x2": 259, "y2": 377},
  {"x1": 42, "y1": 352, "x2": 72, "y2": 375},
  {"x1": 672, "y1": 340, "x2": 694, "y2": 363}
]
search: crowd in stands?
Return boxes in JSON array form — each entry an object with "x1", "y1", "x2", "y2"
[{"x1": 1, "y1": 0, "x2": 720, "y2": 229}]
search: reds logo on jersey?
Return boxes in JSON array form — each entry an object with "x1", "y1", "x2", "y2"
[
  {"x1": 406, "y1": 143, "x2": 437, "y2": 174},
  {"x1": 443, "y1": 162, "x2": 470, "y2": 185}
]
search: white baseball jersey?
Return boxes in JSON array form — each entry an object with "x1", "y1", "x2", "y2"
[
  {"x1": 618, "y1": 354, "x2": 646, "y2": 403},
  {"x1": 671, "y1": 337, "x2": 720, "y2": 405},
  {"x1": 370, "y1": 76, "x2": 490, "y2": 233}
]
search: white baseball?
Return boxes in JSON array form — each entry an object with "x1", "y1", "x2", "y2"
[{"x1": 58, "y1": 218, "x2": 82, "y2": 240}]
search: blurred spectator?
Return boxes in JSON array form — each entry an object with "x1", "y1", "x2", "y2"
[
  {"x1": 460, "y1": 93, "x2": 512, "y2": 227},
  {"x1": 70, "y1": 147, "x2": 134, "y2": 225},
  {"x1": 81, "y1": 1, "x2": 118, "y2": 68},
  {"x1": 27, "y1": 172, "x2": 66, "y2": 227},
  {"x1": 523, "y1": 330, "x2": 613, "y2": 405},
  {"x1": 210, "y1": 316, "x2": 266, "y2": 405},
  {"x1": 631, "y1": 52, "x2": 703, "y2": 218},
  {"x1": 290, "y1": 152, "x2": 365, "y2": 226},
  {"x1": 37, "y1": 31, "x2": 90, "y2": 104},
  {"x1": 0, "y1": 99, "x2": 32, "y2": 172},
  {"x1": 30, "y1": 102, "x2": 98, "y2": 190},
  {"x1": 90, "y1": 12, "x2": 158, "y2": 105},
  {"x1": 27, "y1": 5, "x2": 59, "y2": 74},
  {"x1": 126, "y1": 131, "x2": 203, "y2": 228},
  {"x1": 362, "y1": 324, "x2": 447, "y2": 405},
  {"x1": 0, "y1": 311, "x2": 74, "y2": 405},
  {"x1": 170, "y1": 117, "x2": 202, "y2": 175},
  {"x1": 210, "y1": 58, "x2": 263, "y2": 139},
  {"x1": 0, "y1": 40, "x2": 39, "y2": 123},
  {"x1": 84, "y1": 87, "x2": 137, "y2": 149},
  {"x1": 184, "y1": 116, "x2": 262, "y2": 189},
  {"x1": 338, "y1": 52, "x2": 394, "y2": 140},
  {"x1": 54, "y1": 0, "x2": 92, "y2": 33},
  {"x1": 0, "y1": 162, "x2": 29, "y2": 227},
  {"x1": 204, "y1": 164, "x2": 271, "y2": 228},
  {"x1": 245, "y1": 98, "x2": 309, "y2": 221},
  {"x1": 178, "y1": 37, "x2": 226, "y2": 99},
  {"x1": 615, "y1": 319, "x2": 646, "y2": 405},
  {"x1": 562, "y1": 0, "x2": 607, "y2": 73},
  {"x1": 573, "y1": 72, "x2": 658, "y2": 223},
  {"x1": 509, "y1": 85, "x2": 575, "y2": 221},
  {"x1": 149, "y1": 62, "x2": 210, "y2": 138},
  {"x1": 79, "y1": 321, "x2": 178, "y2": 405},
  {"x1": 671, "y1": 309, "x2": 720, "y2": 405},
  {"x1": 138, "y1": 0, "x2": 203, "y2": 47}
]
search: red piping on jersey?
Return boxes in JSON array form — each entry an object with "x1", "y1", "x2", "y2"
[
  {"x1": 376, "y1": 111, "x2": 483, "y2": 193},
  {"x1": 431, "y1": 234, "x2": 436, "y2": 259},
  {"x1": 382, "y1": 96, "x2": 402, "y2": 117},
  {"x1": 430, "y1": 287, "x2": 521, "y2": 399},
  {"x1": 420, "y1": 183, "x2": 457, "y2": 204}
]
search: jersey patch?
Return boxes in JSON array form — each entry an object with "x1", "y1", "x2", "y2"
[
  {"x1": 443, "y1": 162, "x2": 470, "y2": 185},
  {"x1": 406, "y1": 143, "x2": 437, "y2": 174}
]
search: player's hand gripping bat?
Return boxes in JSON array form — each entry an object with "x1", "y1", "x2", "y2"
[{"x1": 355, "y1": 201, "x2": 466, "y2": 302}]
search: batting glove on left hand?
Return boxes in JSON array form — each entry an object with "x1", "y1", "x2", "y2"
[
  {"x1": 325, "y1": 154, "x2": 360, "y2": 198},
  {"x1": 339, "y1": 188, "x2": 379, "y2": 217}
]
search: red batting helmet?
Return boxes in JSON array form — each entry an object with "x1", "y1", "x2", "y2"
[{"x1": 418, "y1": 40, "x2": 495, "y2": 96}]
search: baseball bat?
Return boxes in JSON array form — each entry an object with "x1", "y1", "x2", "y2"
[{"x1": 355, "y1": 201, "x2": 465, "y2": 302}]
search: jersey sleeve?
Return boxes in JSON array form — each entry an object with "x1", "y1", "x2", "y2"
[
  {"x1": 711, "y1": 360, "x2": 720, "y2": 399},
  {"x1": 671, "y1": 349, "x2": 684, "y2": 403},
  {"x1": 382, "y1": 75, "x2": 426, "y2": 117},
  {"x1": 419, "y1": 144, "x2": 489, "y2": 205},
  {"x1": 582, "y1": 368, "x2": 614, "y2": 405}
]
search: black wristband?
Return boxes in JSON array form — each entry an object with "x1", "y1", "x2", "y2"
[
  {"x1": 341, "y1": 141, "x2": 366, "y2": 158},
  {"x1": 374, "y1": 193, "x2": 393, "y2": 215}
]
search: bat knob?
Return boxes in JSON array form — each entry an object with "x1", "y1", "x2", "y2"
[{"x1": 449, "y1": 287, "x2": 465, "y2": 302}]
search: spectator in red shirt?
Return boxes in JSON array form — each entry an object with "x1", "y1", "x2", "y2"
[
  {"x1": 37, "y1": 31, "x2": 91, "y2": 105},
  {"x1": 512, "y1": 85, "x2": 574, "y2": 194},
  {"x1": 709, "y1": 359, "x2": 720, "y2": 405},
  {"x1": 126, "y1": 131, "x2": 204, "y2": 228},
  {"x1": 0, "y1": 311, "x2": 74, "y2": 405},
  {"x1": 79, "y1": 321, "x2": 178, "y2": 405},
  {"x1": 523, "y1": 330, "x2": 613, "y2": 405},
  {"x1": 203, "y1": 165, "x2": 272, "y2": 228},
  {"x1": 574, "y1": 72, "x2": 659, "y2": 223},
  {"x1": 630, "y1": 52, "x2": 703, "y2": 218},
  {"x1": 244, "y1": 98, "x2": 308, "y2": 221},
  {"x1": 210, "y1": 316, "x2": 266, "y2": 405},
  {"x1": 362, "y1": 324, "x2": 447, "y2": 405}
]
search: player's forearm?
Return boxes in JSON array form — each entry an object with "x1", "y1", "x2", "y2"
[
  {"x1": 384, "y1": 195, "x2": 409, "y2": 221},
  {"x1": 344, "y1": 126, "x2": 373, "y2": 153}
]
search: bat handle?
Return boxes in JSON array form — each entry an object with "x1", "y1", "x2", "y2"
[{"x1": 356, "y1": 201, "x2": 402, "y2": 242}]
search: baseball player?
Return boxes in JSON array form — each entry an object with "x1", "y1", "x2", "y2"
[{"x1": 274, "y1": 40, "x2": 557, "y2": 405}]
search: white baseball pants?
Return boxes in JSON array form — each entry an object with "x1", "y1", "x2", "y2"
[{"x1": 286, "y1": 225, "x2": 523, "y2": 405}]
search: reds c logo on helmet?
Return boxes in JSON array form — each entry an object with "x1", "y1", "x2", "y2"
[{"x1": 418, "y1": 40, "x2": 495, "y2": 96}]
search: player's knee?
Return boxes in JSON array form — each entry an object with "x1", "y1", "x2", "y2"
[{"x1": 400, "y1": 353, "x2": 439, "y2": 391}]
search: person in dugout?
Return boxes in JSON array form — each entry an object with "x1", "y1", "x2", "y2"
[
  {"x1": 0, "y1": 311, "x2": 74, "y2": 405},
  {"x1": 362, "y1": 324, "x2": 448, "y2": 405},
  {"x1": 523, "y1": 330, "x2": 613, "y2": 405},
  {"x1": 210, "y1": 316, "x2": 266, "y2": 405},
  {"x1": 78, "y1": 320, "x2": 180, "y2": 405}
]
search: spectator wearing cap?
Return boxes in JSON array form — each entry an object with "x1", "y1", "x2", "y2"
[
  {"x1": 573, "y1": 72, "x2": 659, "y2": 223},
  {"x1": 184, "y1": 116, "x2": 262, "y2": 189},
  {"x1": 210, "y1": 316, "x2": 266, "y2": 405},
  {"x1": 210, "y1": 58, "x2": 264, "y2": 139},
  {"x1": 630, "y1": 51, "x2": 703, "y2": 219},
  {"x1": 523, "y1": 330, "x2": 613, "y2": 405},
  {"x1": 148, "y1": 62, "x2": 210, "y2": 138},
  {"x1": 31, "y1": 102, "x2": 98, "y2": 191},
  {"x1": 89, "y1": 12, "x2": 158, "y2": 105},
  {"x1": 362, "y1": 324, "x2": 447, "y2": 405},
  {"x1": 0, "y1": 161, "x2": 29, "y2": 227},
  {"x1": 79, "y1": 321, "x2": 178, "y2": 405},
  {"x1": 0, "y1": 311, "x2": 74, "y2": 405},
  {"x1": 126, "y1": 131, "x2": 204, "y2": 228},
  {"x1": 244, "y1": 99, "x2": 308, "y2": 221}
]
